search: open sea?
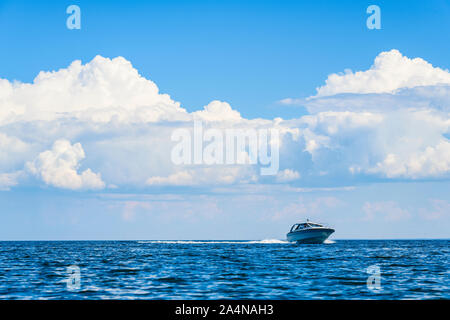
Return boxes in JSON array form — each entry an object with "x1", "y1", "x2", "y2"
[{"x1": 0, "y1": 240, "x2": 448, "y2": 300}]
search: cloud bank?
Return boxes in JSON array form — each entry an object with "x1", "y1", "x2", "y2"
[{"x1": 0, "y1": 50, "x2": 449, "y2": 191}]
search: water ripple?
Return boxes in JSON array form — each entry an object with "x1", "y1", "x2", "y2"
[{"x1": 0, "y1": 240, "x2": 448, "y2": 299}]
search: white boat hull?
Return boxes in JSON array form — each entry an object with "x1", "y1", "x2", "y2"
[{"x1": 286, "y1": 228, "x2": 334, "y2": 244}]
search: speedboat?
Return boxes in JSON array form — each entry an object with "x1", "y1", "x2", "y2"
[{"x1": 286, "y1": 220, "x2": 334, "y2": 244}]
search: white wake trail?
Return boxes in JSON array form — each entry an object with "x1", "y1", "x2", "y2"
[{"x1": 137, "y1": 239, "x2": 289, "y2": 244}]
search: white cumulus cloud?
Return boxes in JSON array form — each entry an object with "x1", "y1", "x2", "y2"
[
  {"x1": 193, "y1": 100, "x2": 242, "y2": 122},
  {"x1": 26, "y1": 140, "x2": 105, "y2": 190},
  {"x1": 315, "y1": 49, "x2": 450, "y2": 97},
  {"x1": 0, "y1": 55, "x2": 188, "y2": 124},
  {"x1": 370, "y1": 140, "x2": 450, "y2": 178}
]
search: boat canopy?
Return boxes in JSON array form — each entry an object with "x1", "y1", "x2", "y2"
[{"x1": 290, "y1": 222, "x2": 324, "y2": 232}]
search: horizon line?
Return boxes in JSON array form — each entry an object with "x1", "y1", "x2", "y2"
[{"x1": 0, "y1": 238, "x2": 448, "y2": 241}]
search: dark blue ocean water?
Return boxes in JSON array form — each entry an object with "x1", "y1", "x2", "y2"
[{"x1": 0, "y1": 240, "x2": 448, "y2": 300}]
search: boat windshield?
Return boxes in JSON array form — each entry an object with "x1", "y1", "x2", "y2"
[{"x1": 291, "y1": 223, "x2": 306, "y2": 231}]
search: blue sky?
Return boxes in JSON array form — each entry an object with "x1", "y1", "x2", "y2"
[
  {"x1": 1, "y1": 0, "x2": 449, "y2": 118},
  {"x1": 0, "y1": 0, "x2": 449, "y2": 239}
]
